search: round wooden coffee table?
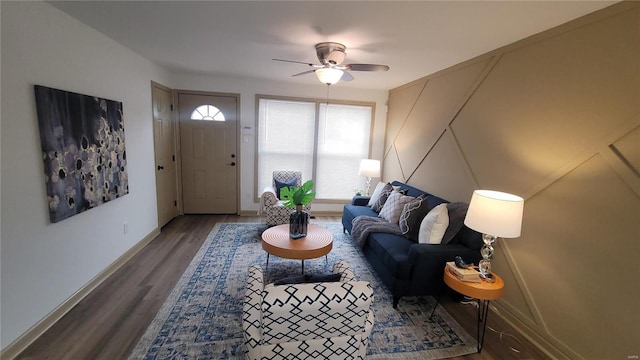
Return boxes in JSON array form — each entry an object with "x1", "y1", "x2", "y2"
[{"x1": 261, "y1": 224, "x2": 333, "y2": 273}]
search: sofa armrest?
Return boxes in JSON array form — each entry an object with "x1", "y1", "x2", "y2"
[
  {"x1": 243, "y1": 265, "x2": 264, "y2": 352},
  {"x1": 352, "y1": 195, "x2": 371, "y2": 206},
  {"x1": 333, "y1": 260, "x2": 356, "y2": 282}
]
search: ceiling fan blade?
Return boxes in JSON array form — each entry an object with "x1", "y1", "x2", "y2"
[
  {"x1": 341, "y1": 71, "x2": 354, "y2": 82},
  {"x1": 291, "y1": 69, "x2": 315, "y2": 77},
  {"x1": 346, "y1": 64, "x2": 390, "y2": 72},
  {"x1": 273, "y1": 58, "x2": 315, "y2": 67}
]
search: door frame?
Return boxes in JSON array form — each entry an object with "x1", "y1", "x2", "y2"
[{"x1": 175, "y1": 89, "x2": 241, "y2": 214}]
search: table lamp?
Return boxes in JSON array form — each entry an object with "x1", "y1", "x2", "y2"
[
  {"x1": 464, "y1": 190, "x2": 524, "y2": 282},
  {"x1": 358, "y1": 159, "x2": 380, "y2": 196}
]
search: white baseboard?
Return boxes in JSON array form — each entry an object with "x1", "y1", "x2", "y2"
[{"x1": 0, "y1": 227, "x2": 161, "y2": 360}]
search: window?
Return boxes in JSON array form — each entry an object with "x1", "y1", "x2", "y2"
[
  {"x1": 190, "y1": 105, "x2": 225, "y2": 121},
  {"x1": 257, "y1": 97, "x2": 373, "y2": 201}
]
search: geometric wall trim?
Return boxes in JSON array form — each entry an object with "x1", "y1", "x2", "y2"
[
  {"x1": 405, "y1": 130, "x2": 476, "y2": 203},
  {"x1": 384, "y1": 78, "x2": 427, "y2": 158},
  {"x1": 382, "y1": 145, "x2": 406, "y2": 183},
  {"x1": 395, "y1": 58, "x2": 490, "y2": 180},
  {"x1": 384, "y1": 3, "x2": 640, "y2": 358},
  {"x1": 451, "y1": 5, "x2": 640, "y2": 196},
  {"x1": 611, "y1": 125, "x2": 640, "y2": 178}
]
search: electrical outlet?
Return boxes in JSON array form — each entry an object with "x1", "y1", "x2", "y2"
[{"x1": 123, "y1": 222, "x2": 129, "y2": 234}]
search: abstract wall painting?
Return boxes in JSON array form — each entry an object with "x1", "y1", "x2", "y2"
[{"x1": 34, "y1": 85, "x2": 129, "y2": 223}]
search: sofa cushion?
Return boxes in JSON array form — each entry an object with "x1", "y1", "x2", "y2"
[
  {"x1": 378, "y1": 191, "x2": 414, "y2": 223},
  {"x1": 398, "y1": 194, "x2": 430, "y2": 242},
  {"x1": 418, "y1": 203, "x2": 449, "y2": 244},
  {"x1": 343, "y1": 204, "x2": 378, "y2": 227},
  {"x1": 371, "y1": 183, "x2": 394, "y2": 212},
  {"x1": 365, "y1": 232, "x2": 413, "y2": 279}
]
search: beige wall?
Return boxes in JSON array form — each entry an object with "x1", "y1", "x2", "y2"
[{"x1": 384, "y1": 3, "x2": 639, "y2": 359}]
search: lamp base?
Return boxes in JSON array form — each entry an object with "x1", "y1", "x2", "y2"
[
  {"x1": 479, "y1": 234, "x2": 497, "y2": 282},
  {"x1": 479, "y1": 272, "x2": 495, "y2": 283},
  {"x1": 364, "y1": 177, "x2": 372, "y2": 196}
]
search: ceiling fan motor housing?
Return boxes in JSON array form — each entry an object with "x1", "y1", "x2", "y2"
[{"x1": 316, "y1": 42, "x2": 346, "y2": 65}]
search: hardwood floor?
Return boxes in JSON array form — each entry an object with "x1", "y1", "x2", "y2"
[{"x1": 16, "y1": 215, "x2": 550, "y2": 360}]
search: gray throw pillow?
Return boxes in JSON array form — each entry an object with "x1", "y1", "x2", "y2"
[
  {"x1": 378, "y1": 191, "x2": 415, "y2": 224},
  {"x1": 441, "y1": 202, "x2": 469, "y2": 244},
  {"x1": 398, "y1": 194, "x2": 430, "y2": 242},
  {"x1": 371, "y1": 183, "x2": 394, "y2": 212}
]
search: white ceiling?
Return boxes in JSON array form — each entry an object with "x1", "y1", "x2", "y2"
[{"x1": 50, "y1": 1, "x2": 616, "y2": 90}]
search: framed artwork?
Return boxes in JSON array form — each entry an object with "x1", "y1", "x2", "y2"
[{"x1": 34, "y1": 85, "x2": 129, "y2": 223}]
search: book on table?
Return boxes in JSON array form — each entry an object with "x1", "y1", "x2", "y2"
[{"x1": 446, "y1": 261, "x2": 481, "y2": 282}]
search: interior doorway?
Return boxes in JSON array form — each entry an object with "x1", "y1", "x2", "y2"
[{"x1": 151, "y1": 82, "x2": 179, "y2": 227}]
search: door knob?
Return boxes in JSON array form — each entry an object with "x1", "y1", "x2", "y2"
[
  {"x1": 157, "y1": 165, "x2": 164, "y2": 170},
  {"x1": 226, "y1": 162, "x2": 236, "y2": 166}
]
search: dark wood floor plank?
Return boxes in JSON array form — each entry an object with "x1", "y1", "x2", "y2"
[{"x1": 16, "y1": 215, "x2": 548, "y2": 360}]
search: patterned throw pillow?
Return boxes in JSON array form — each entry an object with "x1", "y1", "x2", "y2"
[
  {"x1": 370, "y1": 183, "x2": 394, "y2": 212},
  {"x1": 398, "y1": 194, "x2": 430, "y2": 242},
  {"x1": 418, "y1": 203, "x2": 449, "y2": 244},
  {"x1": 378, "y1": 191, "x2": 415, "y2": 223},
  {"x1": 274, "y1": 178, "x2": 297, "y2": 199}
]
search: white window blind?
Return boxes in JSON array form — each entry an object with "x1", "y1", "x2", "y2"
[
  {"x1": 316, "y1": 103, "x2": 372, "y2": 199},
  {"x1": 257, "y1": 97, "x2": 373, "y2": 201},
  {"x1": 257, "y1": 99, "x2": 315, "y2": 193}
]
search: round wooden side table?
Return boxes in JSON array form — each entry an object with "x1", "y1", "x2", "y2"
[
  {"x1": 261, "y1": 224, "x2": 333, "y2": 273},
  {"x1": 442, "y1": 266, "x2": 504, "y2": 353}
]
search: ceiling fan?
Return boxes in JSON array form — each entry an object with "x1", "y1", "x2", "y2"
[{"x1": 273, "y1": 42, "x2": 390, "y2": 85}]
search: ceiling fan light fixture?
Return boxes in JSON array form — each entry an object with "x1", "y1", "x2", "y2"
[{"x1": 315, "y1": 68, "x2": 343, "y2": 85}]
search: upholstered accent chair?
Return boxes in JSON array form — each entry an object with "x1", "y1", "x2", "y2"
[
  {"x1": 242, "y1": 260, "x2": 374, "y2": 360},
  {"x1": 259, "y1": 170, "x2": 311, "y2": 226}
]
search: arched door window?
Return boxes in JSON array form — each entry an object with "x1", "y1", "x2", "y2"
[{"x1": 190, "y1": 105, "x2": 226, "y2": 121}]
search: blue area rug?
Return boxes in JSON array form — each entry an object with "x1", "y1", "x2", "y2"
[{"x1": 129, "y1": 222, "x2": 476, "y2": 359}]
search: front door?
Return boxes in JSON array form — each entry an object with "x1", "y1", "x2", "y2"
[{"x1": 178, "y1": 92, "x2": 238, "y2": 214}]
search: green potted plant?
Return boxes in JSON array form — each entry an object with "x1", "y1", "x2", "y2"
[{"x1": 280, "y1": 180, "x2": 315, "y2": 239}]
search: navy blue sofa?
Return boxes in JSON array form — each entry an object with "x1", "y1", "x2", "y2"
[{"x1": 342, "y1": 181, "x2": 483, "y2": 308}]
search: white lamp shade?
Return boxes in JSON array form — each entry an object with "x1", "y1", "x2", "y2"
[
  {"x1": 358, "y1": 159, "x2": 380, "y2": 178},
  {"x1": 464, "y1": 190, "x2": 524, "y2": 238},
  {"x1": 315, "y1": 68, "x2": 344, "y2": 85}
]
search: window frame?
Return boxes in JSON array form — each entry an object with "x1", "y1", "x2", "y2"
[{"x1": 254, "y1": 94, "x2": 375, "y2": 204}]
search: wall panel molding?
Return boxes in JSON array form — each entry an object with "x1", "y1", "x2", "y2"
[
  {"x1": 386, "y1": 3, "x2": 640, "y2": 358},
  {"x1": 384, "y1": 79, "x2": 427, "y2": 158}
]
